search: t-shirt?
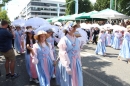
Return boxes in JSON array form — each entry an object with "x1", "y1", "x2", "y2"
[{"x1": 0, "y1": 28, "x2": 13, "y2": 52}]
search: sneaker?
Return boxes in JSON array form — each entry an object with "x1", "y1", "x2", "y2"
[
  {"x1": 11, "y1": 73, "x2": 19, "y2": 79},
  {"x1": 52, "y1": 74, "x2": 56, "y2": 78},
  {"x1": 29, "y1": 77, "x2": 33, "y2": 81},
  {"x1": 6, "y1": 73, "x2": 11, "y2": 79},
  {"x1": 33, "y1": 79, "x2": 39, "y2": 83}
]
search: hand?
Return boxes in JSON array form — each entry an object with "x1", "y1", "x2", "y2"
[
  {"x1": 31, "y1": 51, "x2": 35, "y2": 56},
  {"x1": 32, "y1": 58, "x2": 38, "y2": 64},
  {"x1": 53, "y1": 61, "x2": 57, "y2": 66},
  {"x1": 66, "y1": 67, "x2": 72, "y2": 75}
]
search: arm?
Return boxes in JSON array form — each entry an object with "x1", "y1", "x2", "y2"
[
  {"x1": 48, "y1": 43, "x2": 55, "y2": 61},
  {"x1": 31, "y1": 44, "x2": 38, "y2": 64},
  {"x1": 57, "y1": 38, "x2": 71, "y2": 72},
  {"x1": 5, "y1": 30, "x2": 13, "y2": 38},
  {"x1": 48, "y1": 43, "x2": 57, "y2": 66}
]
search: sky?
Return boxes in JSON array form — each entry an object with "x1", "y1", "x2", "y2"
[{"x1": 7, "y1": 0, "x2": 96, "y2": 21}]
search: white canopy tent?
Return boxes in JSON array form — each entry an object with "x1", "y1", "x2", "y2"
[{"x1": 91, "y1": 8, "x2": 130, "y2": 19}]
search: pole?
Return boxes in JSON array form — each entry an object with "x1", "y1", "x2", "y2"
[
  {"x1": 57, "y1": 3, "x2": 60, "y2": 17},
  {"x1": 115, "y1": 0, "x2": 116, "y2": 10},
  {"x1": 75, "y1": 0, "x2": 78, "y2": 14},
  {"x1": 110, "y1": 0, "x2": 113, "y2": 9}
]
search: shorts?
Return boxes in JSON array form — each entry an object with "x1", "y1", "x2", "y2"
[{"x1": 1, "y1": 49, "x2": 15, "y2": 60}]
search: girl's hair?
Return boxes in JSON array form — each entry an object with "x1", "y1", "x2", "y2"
[
  {"x1": 37, "y1": 35, "x2": 49, "y2": 47},
  {"x1": 26, "y1": 32, "x2": 35, "y2": 54},
  {"x1": 65, "y1": 30, "x2": 68, "y2": 35},
  {"x1": 65, "y1": 24, "x2": 78, "y2": 35}
]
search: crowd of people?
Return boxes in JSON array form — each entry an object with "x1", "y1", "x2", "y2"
[{"x1": 0, "y1": 19, "x2": 130, "y2": 86}]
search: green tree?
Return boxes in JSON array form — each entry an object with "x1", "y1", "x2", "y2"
[
  {"x1": 0, "y1": 10, "x2": 10, "y2": 22},
  {"x1": 66, "y1": 0, "x2": 93, "y2": 15},
  {"x1": 94, "y1": 0, "x2": 110, "y2": 11},
  {"x1": 0, "y1": 0, "x2": 11, "y2": 8},
  {"x1": 117, "y1": 0, "x2": 130, "y2": 16}
]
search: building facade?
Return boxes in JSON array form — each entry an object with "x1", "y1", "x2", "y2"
[{"x1": 19, "y1": 0, "x2": 66, "y2": 20}]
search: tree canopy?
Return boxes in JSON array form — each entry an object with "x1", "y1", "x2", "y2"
[
  {"x1": 66, "y1": 0, "x2": 93, "y2": 15},
  {"x1": 117, "y1": 0, "x2": 130, "y2": 16},
  {"x1": 94, "y1": 0, "x2": 110, "y2": 11},
  {"x1": 0, "y1": 0, "x2": 11, "y2": 7},
  {"x1": 0, "y1": 10, "x2": 10, "y2": 22},
  {"x1": 94, "y1": 0, "x2": 130, "y2": 16}
]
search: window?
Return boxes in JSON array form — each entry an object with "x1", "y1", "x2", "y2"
[
  {"x1": 60, "y1": 14, "x2": 64, "y2": 16},
  {"x1": 31, "y1": 2, "x2": 51, "y2": 6},
  {"x1": 51, "y1": 4, "x2": 57, "y2": 6},
  {"x1": 51, "y1": 8, "x2": 57, "y2": 11},
  {"x1": 51, "y1": 13, "x2": 57, "y2": 16},
  {"x1": 60, "y1": 4, "x2": 65, "y2": 7},
  {"x1": 60, "y1": 9, "x2": 65, "y2": 12}
]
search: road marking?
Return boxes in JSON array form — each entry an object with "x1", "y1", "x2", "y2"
[
  {"x1": 80, "y1": 52, "x2": 112, "y2": 62},
  {"x1": 82, "y1": 69, "x2": 112, "y2": 86}
]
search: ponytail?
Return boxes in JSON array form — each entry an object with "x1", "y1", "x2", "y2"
[{"x1": 65, "y1": 30, "x2": 68, "y2": 35}]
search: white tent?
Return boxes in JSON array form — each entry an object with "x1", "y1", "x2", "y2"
[{"x1": 91, "y1": 8, "x2": 129, "y2": 19}]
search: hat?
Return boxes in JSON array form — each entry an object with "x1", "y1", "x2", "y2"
[
  {"x1": 46, "y1": 29, "x2": 54, "y2": 33},
  {"x1": 34, "y1": 30, "x2": 50, "y2": 40},
  {"x1": 127, "y1": 25, "x2": 130, "y2": 31},
  {"x1": 63, "y1": 21, "x2": 78, "y2": 33},
  {"x1": 74, "y1": 31, "x2": 81, "y2": 37}
]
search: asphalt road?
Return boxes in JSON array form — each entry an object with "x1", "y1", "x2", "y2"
[{"x1": 0, "y1": 43, "x2": 130, "y2": 86}]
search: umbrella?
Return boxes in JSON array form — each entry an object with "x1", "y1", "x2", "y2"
[
  {"x1": 51, "y1": 25, "x2": 59, "y2": 35},
  {"x1": 12, "y1": 19, "x2": 25, "y2": 27},
  {"x1": 34, "y1": 24, "x2": 52, "y2": 34},
  {"x1": 91, "y1": 8, "x2": 129, "y2": 19},
  {"x1": 104, "y1": 24, "x2": 113, "y2": 29},
  {"x1": 76, "y1": 11, "x2": 98, "y2": 19},
  {"x1": 91, "y1": 24, "x2": 100, "y2": 28},
  {"x1": 25, "y1": 17, "x2": 50, "y2": 29}
]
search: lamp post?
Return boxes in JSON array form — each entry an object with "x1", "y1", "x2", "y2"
[
  {"x1": 57, "y1": 3, "x2": 60, "y2": 17},
  {"x1": 110, "y1": 0, "x2": 113, "y2": 9},
  {"x1": 115, "y1": 0, "x2": 116, "y2": 10},
  {"x1": 75, "y1": 0, "x2": 78, "y2": 14}
]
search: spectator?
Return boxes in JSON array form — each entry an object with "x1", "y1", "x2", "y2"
[{"x1": 0, "y1": 20, "x2": 19, "y2": 79}]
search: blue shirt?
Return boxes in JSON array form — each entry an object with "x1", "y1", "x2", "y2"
[{"x1": 0, "y1": 28, "x2": 13, "y2": 52}]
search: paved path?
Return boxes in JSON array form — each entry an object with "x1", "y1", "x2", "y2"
[{"x1": 0, "y1": 43, "x2": 130, "y2": 86}]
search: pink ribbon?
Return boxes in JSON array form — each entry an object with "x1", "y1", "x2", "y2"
[
  {"x1": 71, "y1": 50, "x2": 78, "y2": 86},
  {"x1": 42, "y1": 54, "x2": 50, "y2": 83},
  {"x1": 71, "y1": 56, "x2": 78, "y2": 86}
]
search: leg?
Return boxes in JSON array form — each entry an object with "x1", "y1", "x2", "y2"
[
  {"x1": 10, "y1": 60, "x2": 15, "y2": 75},
  {"x1": 21, "y1": 41, "x2": 24, "y2": 52},
  {"x1": 117, "y1": 56, "x2": 121, "y2": 60},
  {"x1": 5, "y1": 59, "x2": 10, "y2": 74},
  {"x1": 12, "y1": 39, "x2": 14, "y2": 48},
  {"x1": 93, "y1": 37, "x2": 97, "y2": 44}
]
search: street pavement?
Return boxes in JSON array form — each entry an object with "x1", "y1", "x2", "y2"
[{"x1": 0, "y1": 43, "x2": 130, "y2": 86}]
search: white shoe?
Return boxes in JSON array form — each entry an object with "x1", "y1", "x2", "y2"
[
  {"x1": 33, "y1": 79, "x2": 39, "y2": 83},
  {"x1": 29, "y1": 77, "x2": 33, "y2": 81}
]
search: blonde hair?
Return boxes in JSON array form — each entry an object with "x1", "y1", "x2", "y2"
[{"x1": 37, "y1": 35, "x2": 49, "y2": 47}]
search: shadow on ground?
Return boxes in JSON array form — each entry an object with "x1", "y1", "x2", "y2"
[
  {"x1": 81, "y1": 56, "x2": 130, "y2": 86},
  {"x1": 0, "y1": 54, "x2": 57, "y2": 86}
]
